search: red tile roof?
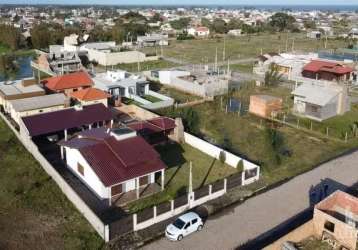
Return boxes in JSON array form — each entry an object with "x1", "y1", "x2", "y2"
[
  {"x1": 61, "y1": 129, "x2": 166, "y2": 186},
  {"x1": 42, "y1": 71, "x2": 93, "y2": 91},
  {"x1": 21, "y1": 103, "x2": 113, "y2": 137},
  {"x1": 303, "y1": 60, "x2": 353, "y2": 75},
  {"x1": 70, "y1": 87, "x2": 110, "y2": 101},
  {"x1": 127, "y1": 117, "x2": 175, "y2": 136}
]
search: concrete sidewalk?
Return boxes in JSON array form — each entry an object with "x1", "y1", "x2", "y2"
[{"x1": 142, "y1": 151, "x2": 358, "y2": 250}]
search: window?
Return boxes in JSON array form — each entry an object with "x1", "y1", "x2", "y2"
[
  {"x1": 77, "y1": 163, "x2": 84, "y2": 176},
  {"x1": 192, "y1": 219, "x2": 198, "y2": 224},
  {"x1": 184, "y1": 223, "x2": 191, "y2": 229},
  {"x1": 324, "y1": 221, "x2": 335, "y2": 233},
  {"x1": 245, "y1": 168, "x2": 258, "y2": 180}
]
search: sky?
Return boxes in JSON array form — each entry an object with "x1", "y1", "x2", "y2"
[{"x1": 1, "y1": 0, "x2": 358, "y2": 5}]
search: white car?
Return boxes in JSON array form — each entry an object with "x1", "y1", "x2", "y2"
[{"x1": 165, "y1": 212, "x2": 204, "y2": 241}]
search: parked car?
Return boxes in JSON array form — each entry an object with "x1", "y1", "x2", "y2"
[{"x1": 165, "y1": 212, "x2": 203, "y2": 241}]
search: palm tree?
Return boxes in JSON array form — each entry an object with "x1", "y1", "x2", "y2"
[{"x1": 264, "y1": 63, "x2": 283, "y2": 87}]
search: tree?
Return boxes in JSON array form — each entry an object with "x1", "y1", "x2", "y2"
[
  {"x1": 201, "y1": 18, "x2": 211, "y2": 28},
  {"x1": 269, "y1": 12, "x2": 296, "y2": 32},
  {"x1": 236, "y1": 160, "x2": 244, "y2": 172},
  {"x1": 0, "y1": 24, "x2": 22, "y2": 50},
  {"x1": 303, "y1": 20, "x2": 316, "y2": 30},
  {"x1": 170, "y1": 18, "x2": 190, "y2": 30},
  {"x1": 264, "y1": 63, "x2": 283, "y2": 86},
  {"x1": 211, "y1": 19, "x2": 228, "y2": 34}
]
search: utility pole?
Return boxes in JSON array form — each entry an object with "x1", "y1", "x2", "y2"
[
  {"x1": 215, "y1": 47, "x2": 218, "y2": 73},
  {"x1": 223, "y1": 36, "x2": 226, "y2": 61}
]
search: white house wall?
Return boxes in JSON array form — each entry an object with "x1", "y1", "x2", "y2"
[
  {"x1": 65, "y1": 147, "x2": 109, "y2": 199},
  {"x1": 10, "y1": 105, "x2": 66, "y2": 124}
]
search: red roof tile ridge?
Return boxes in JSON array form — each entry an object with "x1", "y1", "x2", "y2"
[{"x1": 102, "y1": 138, "x2": 128, "y2": 167}]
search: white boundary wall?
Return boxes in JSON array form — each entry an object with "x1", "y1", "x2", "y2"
[
  {"x1": 184, "y1": 132, "x2": 260, "y2": 185},
  {"x1": 0, "y1": 113, "x2": 109, "y2": 242}
]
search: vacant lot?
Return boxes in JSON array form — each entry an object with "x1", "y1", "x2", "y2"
[
  {"x1": 157, "y1": 84, "x2": 358, "y2": 186},
  {"x1": 104, "y1": 59, "x2": 178, "y2": 73},
  {"x1": 141, "y1": 33, "x2": 348, "y2": 63},
  {"x1": 0, "y1": 118, "x2": 103, "y2": 250},
  {"x1": 127, "y1": 143, "x2": 238, "y2": 212}
]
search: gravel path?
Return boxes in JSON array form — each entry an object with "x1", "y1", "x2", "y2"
[{"x1": 142, "y1": 151, "x2": 358, "y2": 250}]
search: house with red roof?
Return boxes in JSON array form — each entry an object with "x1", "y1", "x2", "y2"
[
  {"x1": 59, "y1": 127, "x2": 166, "y2": 203},
  {"x1": 302, "y1": 60, "x2": 354, "y2": 82},
  {"x1": 70, "y1": 87, "x2": 110, "y2": 107},
  {"x1": 42, "y1": 71, "x2": 93, "y2": 96},
  {"x1": 187, "y1": 26, "x2": 210, "y2": 37}
]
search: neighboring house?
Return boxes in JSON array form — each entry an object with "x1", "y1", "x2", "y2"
[
  {"x1": 307, "y1": 30, "x2": 322, "y2": 39},
  {"x1": 249, "y1": 95, "x2": 283, "y2": 118},
  {"x1": 93, "y1": 70, "x2": 149, "y2": 101},
  {"x1": 187, "y1": 26, "x2": 210, "y2": 37},
  {"x1": 42, "y1": 71, "x2": 93, "y2": 96},
  {"x1": 148, "y1": 70, "x2": 229, "y2": 97},
  {"x1": 313, "y1": 191, "x2": 358, "y2": 250},
  {"x1": 58, "y1": 127, "x2": 167, "y2": 202},
  {"x1": 0, "y1": 78, "x2": 45, "y2": 112},
  {"x1": 45, "y1": 48, "x2": 83, "y2": 75},
  {"x1": 7, "y1": 93, "x2": 68, "y2": 124},
  {"x1": 302, "y1": 60, "x2": 354, "y2": 82},
  {"x1": 228, "y1": 29, "x2": 243, "y2": 37},
  {"x1": 70, "y1": 87, "x2": 110, "y2": 107},
  {"x1": 137, "y1": 33, "x2": 169, "y2": 47},
  {"x1": 292, "y1": 83, "x2": 350, "y2": 121},
  {"x1": 349, "y1": 28, "x2": 358, "y2": 39},
  {"x1": 20, "y1": 103, "x2": 113, "y2": 140}
]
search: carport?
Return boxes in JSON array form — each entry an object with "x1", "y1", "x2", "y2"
[{"x1": 20, "y1": 103, "x2": 114, "y2": 158}]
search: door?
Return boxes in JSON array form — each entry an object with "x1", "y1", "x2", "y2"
[{"x1": 183, "y1": 222, "x2": 192, "y2": 236}]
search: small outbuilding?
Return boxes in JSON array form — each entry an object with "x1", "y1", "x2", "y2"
[{"x1": 249, "y1": 95, "x2": 283, "y2": 118}]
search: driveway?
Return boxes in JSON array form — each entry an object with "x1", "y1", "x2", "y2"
[{"x1": 141, "y1": 151, "x2": 358, "y2": 250}]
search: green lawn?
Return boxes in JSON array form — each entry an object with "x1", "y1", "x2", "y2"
[
  {"x1": 127, "y1": 143, "x2": 238, "y2": 212},
  {"x1": 143, "y1": 94, "x2": 162, "y2": 103},
  {"x1": 140, "y1": 33, "x2": 348, "y2": 64},
  {"x1": 0, "y1": 118, "x2": 103, "y2": 249},
  {"x1": 299, "y1": 237, "x2": 333, "y2": 250},
  {"x1": 112, "y1": 59, "x2": 179, "y2": 73},
  {"x1": 156, "y1": 85, "x2": 202, "y2": 103},
  {"x1": 227, "y1": 63, "x2": 254, "y2": 73}
]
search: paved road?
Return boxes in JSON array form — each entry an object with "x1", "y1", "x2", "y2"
[{"x1": 142, "y1": 151, "x2": 358, "y2": 250}]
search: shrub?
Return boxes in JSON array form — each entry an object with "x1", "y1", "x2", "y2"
[
  {"x1": 219, "y1": 151, "x2": 226, "y2": 164},
  {"x1": 236, "y1": 160, "x2": 244, "y2": 172}
]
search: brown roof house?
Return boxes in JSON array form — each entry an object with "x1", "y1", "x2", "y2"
[
  {"x1": 249, "y1": 95, "x2": 283, "y2": 118},
  {"x1": 59, "y1": 127, "x2": 167, "y2": 205}
]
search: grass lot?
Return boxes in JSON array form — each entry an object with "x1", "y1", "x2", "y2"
[
  {"x1": 155, "y1": 85, "x2": 202, "y2": 103},
  {"x1": 141, "y1": 33, "x2": 348, "y2": 64},
  {"x1": 143, "y1": 94, "x2": 162, "y2": 103},
  {"x1": 127, "y1": 143, "x2": 238, "y2": 212},
  {"x1": 0, "y1": 118, "x2": 103, "y2": 249},
  {"x1": 157, "y1": 83, "x2": 358, "y2": 186},
  {"x1": 227, "y1": 63, "x2": 254, "y2": 73},
  {"x1": 299, "y1": 237, "x2": 333, "y2": 250},
  {"x1": 112, "y1": 59, "x2": 178, "y2": 73}
]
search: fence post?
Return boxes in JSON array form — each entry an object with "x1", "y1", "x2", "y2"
[
  {"x1": 345, "y1": 132, "x2": 348, "y2": 143},
  {"x1": 224, "y1": 178, "x2": 227, "y2": 192},
  {"x1": 296, "y1": 118, "x2": 300, "y2": 128},
  {"x1": 283, "y1": 114, "x2": 286, "y2": 123},
  {"x1": 310, "y1": 121, "x2": 313, "y2": 130},
  {"x1": 170, "y1": 200, "x2": 174, "y2": 212},
  {"x1": 153, "y1": 206, "x2": 157, "y2": 219},
  {"x1": 326, "y1": 127, "x2": 329, "y2": 137},
  {"x1": 133, "y1": 214, "x2": 137, "y2": 231},
  {"x1": 209, "y1": 185, "x2": 212, "y2": 195}
]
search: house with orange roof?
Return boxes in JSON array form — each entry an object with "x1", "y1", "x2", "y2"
[
  {"x1": 42, "y1": 71, "x2": 93, "y2": 96},
  {"x1": 70, "y1": 87, "x2": 111, "y2": 107}
]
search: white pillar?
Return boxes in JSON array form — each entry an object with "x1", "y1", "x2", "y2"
[
  {"x1": 60, "y1": 146, "x2": 64, "y2": 160},
  {"x1": 224, "y1": 178, "x2": 227, "y2": 192},
  {"x1": 209, "y1": 185, "x2": 212, "y2": 195},
  {"x1": 153, "y1": 206, "x2": 157, "y2": 219},
  {"x1": 170, "y1": 200, "x2": 174, "y2": 212},
  {"x1": 136, "y1": 177, "x2": 140, "y2": 199},
  {"x1": 89, "y1": 124, "x2": 92, "y2": 130},
  {"x1": 188, "y1": 161, "x2": 193, "y2": 193},
  {"x1": 133, "y1": 214, "x2": 137, "y2": 231},
  {"x1": 161, "y1": 169, "x2": 165, "y2": 191},
  {"x1": 64, "y1": 129, "x2": 68, "y2": 141},
  {"x1": 110, "y1": 120, "x2": 114, "y2": 128}
]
